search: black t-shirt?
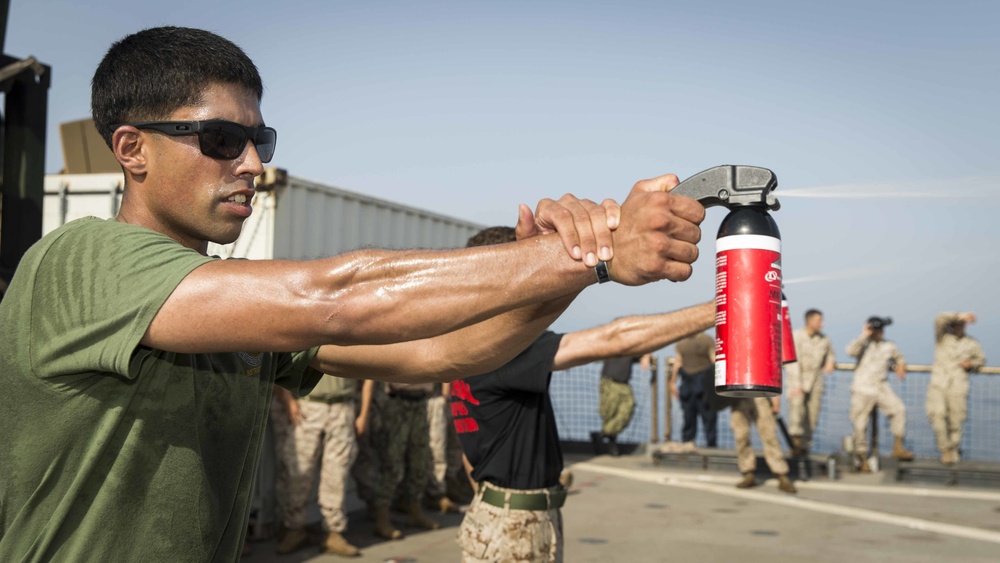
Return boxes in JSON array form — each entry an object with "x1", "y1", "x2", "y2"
[
  {"x1": 601, "y1": 356, "x2": 638, "y2": 383},
  {"x1": 451, "y1": 331, "x2": 564, "y2": 490}
]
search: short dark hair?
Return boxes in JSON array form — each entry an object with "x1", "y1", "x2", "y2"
[
  {"x1": 467, "y1": 226, "x2": 516, "y2": 248},
  {"x1": 91, "y1": 26, "x2": 264, "y2": 148},
  {"x1": 804, "y1": 309, "x2": 823, "y2": 322}
]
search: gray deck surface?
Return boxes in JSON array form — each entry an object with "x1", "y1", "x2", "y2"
[{"x1": 241, "y1": 451, "x2": 1000, "y2": 563}]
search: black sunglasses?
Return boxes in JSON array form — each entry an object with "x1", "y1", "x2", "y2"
[{"x1": 115, "y1": 120, "x2": 277, "y2": 163}]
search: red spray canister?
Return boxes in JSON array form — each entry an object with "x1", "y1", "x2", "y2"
[
  {"x1": 781, "y1": 292, "x2": 797, "y2": 365},
  {"x1": 671, "y1": 165, "x2": 782, "y2": 397}
]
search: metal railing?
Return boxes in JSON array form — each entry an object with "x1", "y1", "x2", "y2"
[{"x1": 547, "y1": 359, "x2": 999, "y2": 462}]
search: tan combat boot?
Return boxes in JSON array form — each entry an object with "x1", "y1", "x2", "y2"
[
  {"x1": 405, "y1": 500, "x2": 441, "y2": 530},
  {"x1": 856, "y1": 454, "x2": 872, "y2": 473},
  {"x1": 321, "y1": 531, "x2": 360, "y2": 557},
  {"x1": 373, "y1": 505, "x2": 403, "y2": 540},
  {"x1": 275, "y1": 528, "x2": 308, "y2": 554},
  {"x1": 776, "y1": 474, "x2": 798, "y2": 494},
  {"x1": 735, "y1": 472, "x2": 757, "y2": 488},
  {"x1": 892, "y1": 437, "x2": 915, "y2": 461}
]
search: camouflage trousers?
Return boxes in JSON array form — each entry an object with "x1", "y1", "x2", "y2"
[
  {"x1": 787, "y1": 375, "x2": 824, "y2": 445},
  {"x1": 270, "y1": 396, "x2": 357, "y2": 532},
  {"x1": 598, "y1": 378, "x2": 635, "y2": 437},
  {"x1": 730, "y1": 398, "x2": 788, "y2": 475},
  {"x1": 850, "y1": 385, "x2": 906, "y2": 455},
  {"x1": 456, "y1": 483, "x2": 564, "y2": 563},
  {"x1": 926, "y1": 381, "x2": 968, "y2": 454},
  {"x1": 373, "y1": 392, "x2": 431, "y2": 507},
  {"x1": 350, "y1": 395, "x2": 380, "y2": 505}
]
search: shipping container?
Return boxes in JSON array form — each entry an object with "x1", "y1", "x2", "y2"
[{"x1": 42, "y1": 167, "x2": 485, "y2": 256}]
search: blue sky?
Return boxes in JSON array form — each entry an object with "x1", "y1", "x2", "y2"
[{"x1": 7, "y1": 0, "x2": 999, "y2": 365}]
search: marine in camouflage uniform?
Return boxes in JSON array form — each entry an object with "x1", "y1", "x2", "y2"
[
  {"x1": 927, "y1": 312, "x2": 985, "y2": 464},
  {"x1": 369, "y1": 382, "x2": 439, "y2": 539},
  {"x1": 270, "y1": 376, "x2": 363, "y2": 556},
  {"x1": 786, "y1": 309, "x2": 835, "y2": 455},
  {"x1": 730, "y1": 397, "x2": 797, "y2": 493},
  {"x1": 846, "y1": 317, "x2": 914, "y2": 469}
]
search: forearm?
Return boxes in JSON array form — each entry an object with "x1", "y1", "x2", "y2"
[
  {"x1": 553, "y1": 301, "x2": 715, "y2": 370},
  {"x1": 894, "y1": 351, "x2": 907, "y2": 376},
  {"x1": 327, "y1": 236, "x2": 596, "y2": 345},
  {"x1": 148, "y1": 233, "x2": 593, "y2": 353},
  {"x1": 593, "y1": 301, "x2": 714, "y2": 359},
  {"x1": 463, "y1": 454, "x2": 477, "y2": 490},
  {"x1": 312, "y1": 293, "x2": 579, "y2": 382},
  {"x1": 967, "y1": 346, "x2": 986, "y2": 371},
  {"x1": 846, "y1": 336, "x2": 867, "y2": 357},
  {"x1": 824, "y1": 343, "x2": 836, "y2": 371},
  {"x1": 358, "y1": 380, "x2": 374, "y2": 419},
  {"x1": 669, "y1": 363, "x2": 680, "y2": 386}
]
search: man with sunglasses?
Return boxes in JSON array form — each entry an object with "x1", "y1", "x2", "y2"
[{"x1": 0, "y1": 26, "x2": 704, "y2": 562}]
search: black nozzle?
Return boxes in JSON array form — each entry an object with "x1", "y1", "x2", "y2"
[{"x1": 671, "y1": 165, "x2": 779, "y2": 211}]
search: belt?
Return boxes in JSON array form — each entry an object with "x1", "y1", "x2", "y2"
[
  {"x1": 387, "y1": 392, "x2": 428, "y2": 402},
  {"x1": 302, "y1": 395, "x2": 353, "y2": 405},
  {"x1": 478, "y1": 483, "x2": 567, "y2": 511}
]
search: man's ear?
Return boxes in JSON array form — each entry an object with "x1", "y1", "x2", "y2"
[{"x1": 112, "y1": 126, "x2": 147, "y2": 176}]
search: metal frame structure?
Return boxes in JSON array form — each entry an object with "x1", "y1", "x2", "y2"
[{"x1": 0, "y1": 0, "x2": 51, "y2": 294}]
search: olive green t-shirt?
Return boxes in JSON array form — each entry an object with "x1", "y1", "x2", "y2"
[{"x1": 0, "y1": 218, "x2": 322, "y2": 562}]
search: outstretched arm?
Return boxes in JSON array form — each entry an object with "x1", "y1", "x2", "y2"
[
  {"x1": 312, "y1": 293, "x2": 578, "y2": 381},
  {"x1": 551, "y1": 301, "x2": 715, "y2": 371},
  {"x1": 147, "y1": 175, "x2": 705, "y2": 384}
]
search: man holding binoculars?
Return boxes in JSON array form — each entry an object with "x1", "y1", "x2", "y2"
[{"x1": 846, "y1": 316, "x2": 915, "y2": 471}]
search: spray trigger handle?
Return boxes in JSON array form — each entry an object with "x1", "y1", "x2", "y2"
[{"x1": 671, "y1": 165, "x2": 780, "y2": 211}]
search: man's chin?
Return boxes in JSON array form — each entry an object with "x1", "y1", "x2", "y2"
[{"x1": 210, "y1": 224, "x2": 246, "y2": 247}]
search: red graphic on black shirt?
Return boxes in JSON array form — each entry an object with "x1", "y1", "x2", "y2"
[
  {"x1": 451, "y1": 380, "x2": 480, "y2": 434},
  {"x1": 451, "y1": 380, "x2": 479, "y2": 405},
  {"x1": 453, "y1": 417, "x2": 479, "y2": 434}
]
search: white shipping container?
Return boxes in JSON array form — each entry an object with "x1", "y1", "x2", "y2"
[{"x1": 42, "y1": 168, "x2": 485, "y2": 257}]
